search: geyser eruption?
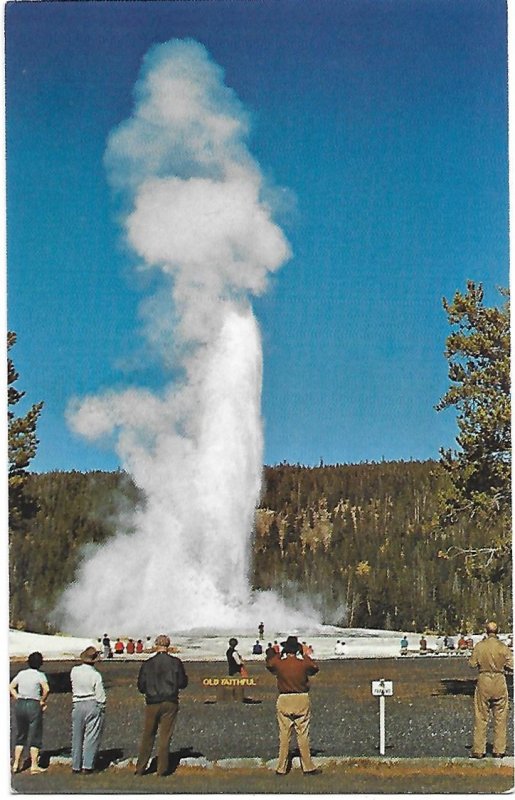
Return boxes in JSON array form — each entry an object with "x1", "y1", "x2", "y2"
[{"x1": 57, "y1": 39, "x2": 318, "y2": 634}]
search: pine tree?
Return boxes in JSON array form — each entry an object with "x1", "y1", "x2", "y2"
[
  {"x1": 8, "y1": 331, "x2": 44, "y2": 627},
  {"x1": 435, "y1": 281, "x2": 511, "y2": 576}
]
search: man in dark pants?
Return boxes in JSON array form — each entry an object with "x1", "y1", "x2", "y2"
[
  {"x1": 135, "y1": 634, "x2": 188, "y2": 777},
  {"x1": 469, "y1": 621, "x2": 513, "y2": 758}
]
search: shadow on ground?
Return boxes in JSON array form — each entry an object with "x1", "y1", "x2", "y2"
[{"x1": 142, "y1": 747, "x2": 206, "y2": 775}]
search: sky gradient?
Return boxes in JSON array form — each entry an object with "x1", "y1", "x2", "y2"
[{"x1": 6, "y1": 0, "x2": 509, "y2": 472}]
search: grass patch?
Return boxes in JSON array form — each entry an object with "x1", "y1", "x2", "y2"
[{"x1": 11, "y1": 762, "x2": 514, "y2": 795}]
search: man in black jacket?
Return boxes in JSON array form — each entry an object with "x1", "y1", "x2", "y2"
[{"x1": 134, "y1": 634, "x2": 188, "y2": 776}]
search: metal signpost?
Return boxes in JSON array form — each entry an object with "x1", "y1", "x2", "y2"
[{"x1": 371, "y1": 679, "x2": 393, "y2": 756}]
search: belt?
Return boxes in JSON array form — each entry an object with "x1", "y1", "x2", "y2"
[
  {"x1": 278, "y1": 691, "x2": 309, "y2": 695},
  {"x1": 73, "y1": 695, "x2": 97, "y2": 701},
  {"x1": 479, "y1": 670, "x2": 504, "y2": 674}
]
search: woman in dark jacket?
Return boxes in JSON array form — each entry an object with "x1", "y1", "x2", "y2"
[{"x1": 226, "y1": 637, "x2": 243, "y2": 675}]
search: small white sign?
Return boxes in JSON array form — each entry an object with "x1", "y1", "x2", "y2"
[{"x1": 371, "y1": 679, "x2": 393, "y2": 696}]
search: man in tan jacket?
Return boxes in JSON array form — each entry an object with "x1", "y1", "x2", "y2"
[
  {"x1": 469, "y1": 621, "x2": 513, "y2": 758},
  {"x1": 266, "y1": 635, "x2": 321, "y2": 776}
]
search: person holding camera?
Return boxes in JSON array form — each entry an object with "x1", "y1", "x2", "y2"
[{"x1": 266, "y1": 634, "x2": 321, "y2": 776}]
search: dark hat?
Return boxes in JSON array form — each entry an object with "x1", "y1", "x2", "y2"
[
  {"x1": 281, "y1": 635, "x2": 302, "y2": 654},
  {"x1": 80, "y1": 646, "x2": 100, "y2": 664},
  {"x1": 229, "y1": 637, "x2": 238, "y2": 647}
]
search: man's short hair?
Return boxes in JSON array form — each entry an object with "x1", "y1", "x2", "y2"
[
  {"x1": 486, "y1": 621, "x2": 498, "y2": 635},
  {"x1": 154, "y1": 634, "x2": 170, "y2": 648},
  {"x1": 28, "y1": 651, "x2": 43, "y2": 669}
]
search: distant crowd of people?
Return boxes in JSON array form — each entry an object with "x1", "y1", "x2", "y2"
[
  {"x1": 9, "y1": 621, "x2": 513, "y2": 777},
  {"x1": 97, "y1": 635, "x2": 155, "y2": 659},
  {"x1": 399, "y1": 631, "x2": 513, "y2": 657}
]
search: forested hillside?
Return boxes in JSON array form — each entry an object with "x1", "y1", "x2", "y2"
[
  {"x1": 9, "y1": 462, "x2": 511, "y2": 633},
  {"x1": 253, "y1": 461, "x2": 510, "y2": 632},
  {"x1": 10, "y1": 471, "x2": 143, "y2": 632}
]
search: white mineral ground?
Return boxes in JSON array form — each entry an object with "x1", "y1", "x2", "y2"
[{"x1": 8, "y1": 628, "x2": 496, "y2": 662}]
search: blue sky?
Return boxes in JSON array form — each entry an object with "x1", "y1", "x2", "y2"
[{"x1": 6, "y1": 0, "x2": 509, "y2": 472}]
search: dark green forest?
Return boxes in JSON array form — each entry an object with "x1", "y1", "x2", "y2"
[
  {"x1": 9, "y1": 461, "x2": 511, "y2": 634},
  {"x1": 254, "y1": 461, "x2": 510, "y2": 632},
  {"x1": 9, "y1": 470, "x2": 142, "y2": 632}
]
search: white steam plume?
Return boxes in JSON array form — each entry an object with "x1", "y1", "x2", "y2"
[{"x1": 56, "y1": 39, "x2": 319, "y2": 635}]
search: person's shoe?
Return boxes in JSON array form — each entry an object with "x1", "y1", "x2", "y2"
[
  {"x1": 275, "y1": 771, "x2": 287, "y2": 776},
  {"x1": 30, "y1": 765, "x2": 47, "y2": 774},
  {"x1": 470, "y1": 753, "x2": 485, "y2": 759},
  {"x1": 304, "y1": 768, "x2": 323, "y2": 776},
  {"x1": 82, "y1": 768, "x2": 98, "y2": 774},
  {"x1": 492, "y1": 753, "x2": 505, "y2": 759},
  {"x1": 72, "y1": 770, "x2": 81, "y2": 774}
]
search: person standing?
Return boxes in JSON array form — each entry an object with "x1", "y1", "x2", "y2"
[
  {"x1": 70, "y1": 646, "x2": 106, "y2": 774},
  {"x1": 135, "y1": 634, "x2": 188, "y2": 777},
  {"x1": 258, "y1": 622, "x2": 265, "y2": 640},
  {"x1": 266, "y1": 634, "x2": 321, "y2": 776},
  {"x1": 226, "y1": 637, "x2": 243, "y2": 676},
  {"x1": 9, "y1": 651, "x2": 49, "y2": 774},
  {"x1": 101, "y1": 634, "x2": 111, "y2": 659},
  {"x1": 469, "y1": 621, "x2": 513, "y2": 758}
]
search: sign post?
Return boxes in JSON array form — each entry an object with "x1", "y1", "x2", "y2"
[{"x1": 371, "y1": 679, "x2": 393, "y2": 756}]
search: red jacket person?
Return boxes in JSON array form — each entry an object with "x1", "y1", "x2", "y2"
[{"x1": 266, "y1": 635, "x2": 321, "y2": 776}]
